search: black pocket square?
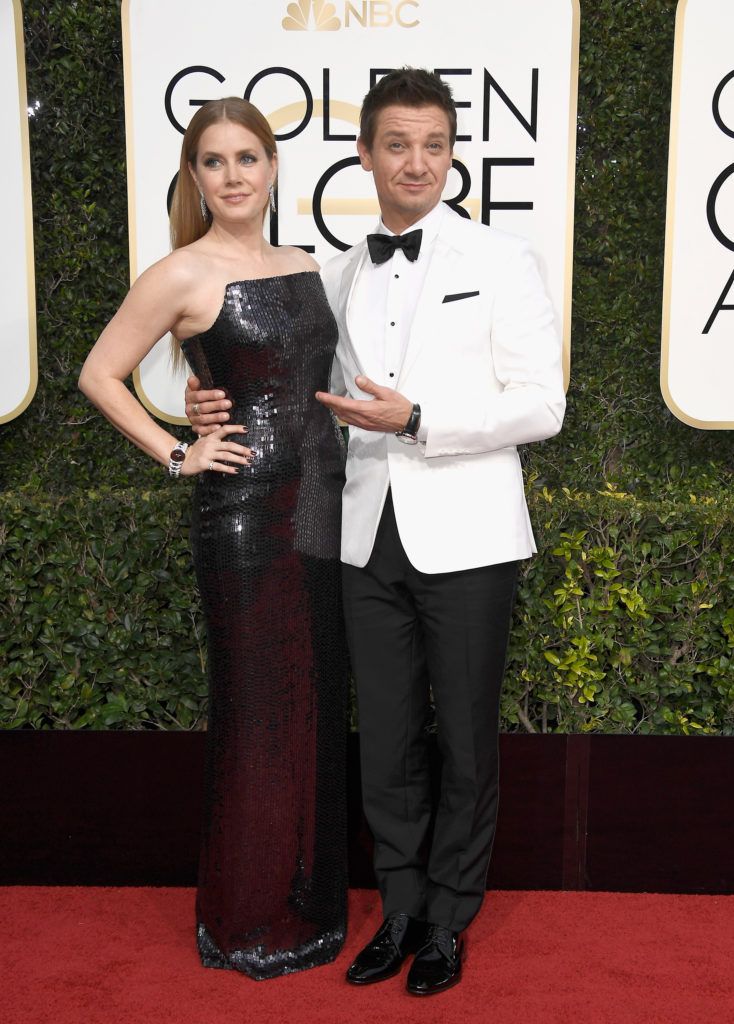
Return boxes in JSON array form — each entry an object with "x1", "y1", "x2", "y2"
[{"x1": 442, "y1": 291, "x2": 480, "y2": 303}]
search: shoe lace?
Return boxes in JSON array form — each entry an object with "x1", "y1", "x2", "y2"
[
  {"x1": 388, "y1": 913, "x2": 408, "y2": 931},
  {"x1": 423, "y1": 924, "x2": 454, "y2": 958}
]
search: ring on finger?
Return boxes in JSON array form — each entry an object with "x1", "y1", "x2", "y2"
[
  {"x1": 208, "y1": 460, "x2": 214, "y2": 471},
  {"x1": 192, "y1": 402, "x2": 200, "y2": 415}
]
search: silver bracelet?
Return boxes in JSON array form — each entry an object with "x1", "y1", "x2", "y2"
[{"x1": 168, "y1": 441, "x2": 189, "y2": 477}]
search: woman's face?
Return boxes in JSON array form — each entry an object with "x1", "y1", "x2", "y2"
[{"x1": 189, "y1": 120, "x2": 275, "y2": 225}]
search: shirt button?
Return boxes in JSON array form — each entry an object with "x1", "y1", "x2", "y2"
[
  {"x1": 394, "y1": 274, "x2": 400, "y2": 279},
  {"x1": 390, "y1": 321, "x2": 395, "y2": 326},
  {"x1": 389, "y1": 372, "x2": 395, "y2": 378}
]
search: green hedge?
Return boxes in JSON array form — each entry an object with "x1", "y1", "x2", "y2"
[
  {"x1": 2, "y1": 485, "x2": 732, "y2": 734},
  {"x1": 2, "y1": 0, "x2": 734, "y2": 732},
  {"x1": 507, "y1": 484, "x2": 734, "y2": 735},
  {"x1": 0, "y1": 488, "x2": 205, "y2": 729}
]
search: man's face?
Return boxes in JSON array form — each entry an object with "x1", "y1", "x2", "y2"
[{"x1": 357, "y1": 104, "x2": 453, "y2": 234}]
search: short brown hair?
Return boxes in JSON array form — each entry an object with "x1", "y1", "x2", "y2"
[{"x1": 359, "y1": 68, "x2": 457, "y2": 150}]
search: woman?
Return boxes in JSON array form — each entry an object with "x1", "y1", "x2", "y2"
[{"x1": 80, "y1": 97, "x2": 347, "y2": 979}]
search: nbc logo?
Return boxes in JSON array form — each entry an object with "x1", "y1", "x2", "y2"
[
  {"x1": 282, "y1": 0, "x2": 341, "y2": 31},
  {"x1": 282, "y1": 0, "x2": 419, "y2": 30}
]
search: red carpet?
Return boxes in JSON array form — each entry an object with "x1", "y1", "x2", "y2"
[{"x1": 4, "y1": 887, "x2": 734, "y2": 1024}]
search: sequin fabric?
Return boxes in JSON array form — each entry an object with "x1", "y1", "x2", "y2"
[{"x1": 181, "y1": 271, "x2": 348, "y2": 980}]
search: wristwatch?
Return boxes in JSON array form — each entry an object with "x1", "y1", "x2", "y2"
[
  {"x1": 168, "y1": 441, "x2": 189, "y2": 477},
  {"x1": 395, "y1": 403, "x2": 421, "y2": 445}
]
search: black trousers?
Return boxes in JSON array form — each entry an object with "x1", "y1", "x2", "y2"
[{"x1": 342, "y1": 491, "x2": 518, "y2": 932}]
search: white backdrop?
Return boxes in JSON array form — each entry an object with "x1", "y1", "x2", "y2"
[
  {"x1": 0, "y1": 0, "x2": 36, "y2": 425},
  {"x1": 663, "y1": 0, "x2": 734, "y2": 428},
  {"x1": 122, "y1": 0, "x2": 580, "y2": 423}
]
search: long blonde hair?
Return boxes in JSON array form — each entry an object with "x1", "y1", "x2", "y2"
[{"x1": 169, "y1": 98, "x2": 277, "y2": 367}]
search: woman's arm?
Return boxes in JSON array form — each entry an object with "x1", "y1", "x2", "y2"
[{"x1": 79, "y1": 257, "x2": 249, "y2": 476}]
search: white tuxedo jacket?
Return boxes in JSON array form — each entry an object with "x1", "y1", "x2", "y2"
[{"x1": 321, "y1": 205, "x2": 566, "y2": 573}]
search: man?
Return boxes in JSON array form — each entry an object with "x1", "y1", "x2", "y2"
[{"x1": 186, "y1": 69, "x2": 565, "y2": 995}]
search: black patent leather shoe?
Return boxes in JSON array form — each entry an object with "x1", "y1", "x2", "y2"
[
  {"x1": 346, "y1": 912, "x2": 425, "y2": 985},
  {"x1": 406, "y1": 924, "x2": 463, "y2": 996}
]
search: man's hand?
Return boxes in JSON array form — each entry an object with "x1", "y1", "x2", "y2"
[
  {"x1": 185, "y1": 375, "x2": 233, "y2": 436},
  {"x1": 315, "y1": 375, "x2": 412, "y2": 433}
]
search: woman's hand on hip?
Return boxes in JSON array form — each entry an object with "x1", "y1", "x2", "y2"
[{"x1": 181, "y1": 424, "x2": 251, "y2": 476}]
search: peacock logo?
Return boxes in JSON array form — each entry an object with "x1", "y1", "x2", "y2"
[{"x1": 282, "y1": 0, "x2": 341, "y2": 31}]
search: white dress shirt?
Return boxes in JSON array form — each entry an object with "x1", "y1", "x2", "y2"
[{"x1": 349, "y1": 202, "x2": 447, "y2": 440}]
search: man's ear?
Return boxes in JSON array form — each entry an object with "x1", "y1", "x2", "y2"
[{"x1": 356, "y1": 137, "x2": 373, "y2": 172}]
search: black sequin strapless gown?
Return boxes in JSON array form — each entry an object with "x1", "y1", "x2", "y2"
[{"x1": 181, "y1": 271, "x2": 347, "y2": 980}]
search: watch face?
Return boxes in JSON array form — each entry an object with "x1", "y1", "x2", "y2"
[{"x1": 170, "y1": 449, "x2": 186, "y2": 463}]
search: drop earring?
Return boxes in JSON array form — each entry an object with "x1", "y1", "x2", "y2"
[
  {"x1": 199, "y1": 191, "x2": 209, "y2": 221},
  {"x1": 268, "y1": 182, "x2": 276, "y2": 214}
]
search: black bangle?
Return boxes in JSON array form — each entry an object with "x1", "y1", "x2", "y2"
[{"x1": 395, "y1": 403, "x2": 421, "y2": 445}]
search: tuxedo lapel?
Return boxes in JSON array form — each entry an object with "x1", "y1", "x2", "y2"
[{"x1": 396, "y1": 227, "x2": 464, "y2": 388}]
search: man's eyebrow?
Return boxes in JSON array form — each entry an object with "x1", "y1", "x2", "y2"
[{"x1": 381, "y1": 129, "x2": 448, "y2": 140}]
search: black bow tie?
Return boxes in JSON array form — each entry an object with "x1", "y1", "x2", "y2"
[{"x1": 366, "y1": 229, "x2": 423, "y2": 265}]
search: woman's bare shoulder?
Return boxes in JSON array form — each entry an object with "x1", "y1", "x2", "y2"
[
  {"x1": 164, "y1": 245, "x2": 215, "y2": 284},
  {"x1": 132, "y1": 246, "x2": 210, "y2": 294},
  {"x1": 277, "y1": 246, "x2": 320, "y2": 273}
]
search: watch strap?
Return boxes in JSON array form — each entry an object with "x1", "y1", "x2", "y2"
[
  {"x1": 395, "y1": 403, "x2": 421, "y2": 444},
  {"x1": 168, "y1": 441, "x2": 189, "y2": 477}
]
